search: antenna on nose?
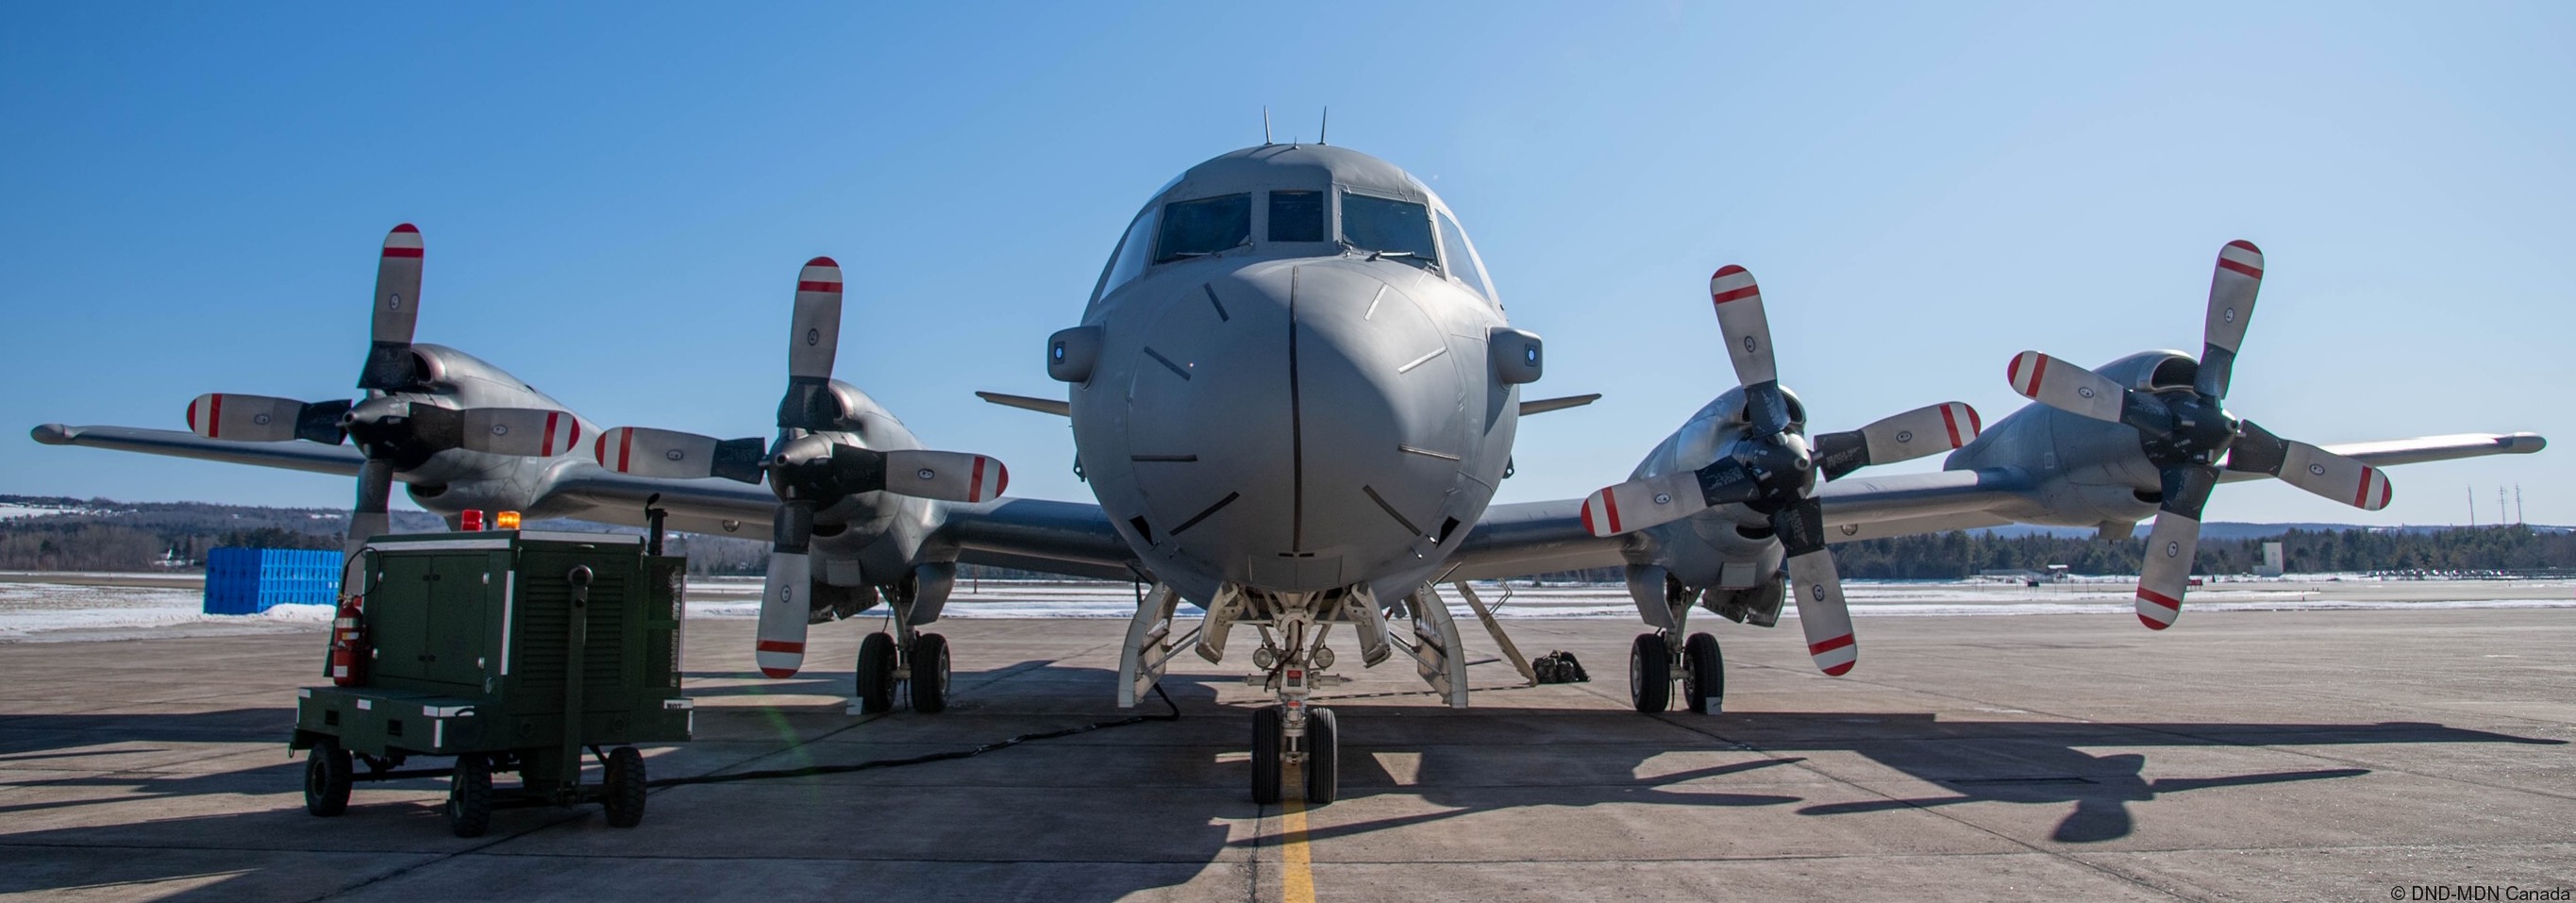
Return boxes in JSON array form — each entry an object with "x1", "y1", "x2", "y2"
[
  {"x1": 1319, "y1": 107, "x2": 1329, "y2": 145},
  {"x1": 1263, "y1": 107, "x2": 1273, "y2": 145}
]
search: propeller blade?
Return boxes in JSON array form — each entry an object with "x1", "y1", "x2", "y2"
[
  {"x1": 185, "y1": 393, "x2": 311, "y2": 443},
  {"x1": 881, "y1": 450, "x2": 1009, "y2": 503},
  {"x1": 1580, "y1": 458, "x2": 1761, "y2": 538},
  {"x1": 348, "y1": 459, "x2": 394, "y2": 558},
  {"x1": 755, "y1": 502, "x2": 816, "y2": 677},
  {"x1": 451, "y1": 409, "x2": 584, "y2": 458},
  {"x1": 359, "y1": 224, "x2": 426, "y2": 391},
  {"x1": 2005, "y1": 352, "x2": 2136, "y2": 424},
  {"x1": 2135, "y1": 466, "x2": 2217, "y2": 630},
  {"x1": 778, "y1": 258, "x2": 846, "y2": 430},
  {"x1": 2226, "y1": 421, "x2": 2392, "y2": 510},
  {"x1": 2195, "y1": 241, "x2": 2264, "y2": 399},
  {"x1": 1773, "y1": 499, "x2": 1856, "y2": 676},
  {"x1": 591, "y1": 426, "x2": 766, "y2": 483},
  {"x1": 1784, "y1": 550, "x2": 1857, "y2": 676},
  {"x1": 400, "y1": 405, "x2": 465, "y2": 453},
  {"x1": 1709, "y1": 265, "x2": 1791, "y2": 435},
  {"x1": 1813, "y1": 402, "x2": 1982, "y2": 480}
]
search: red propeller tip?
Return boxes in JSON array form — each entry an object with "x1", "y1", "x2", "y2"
[
  {"x1": 390, "y1": 224, "x2": 419, "y2": 234},
  {"x1": 2225, "y1": 239, "x2": 2259, "y2": 254},
  {"x1": 2137, "y1": 613, "x2": 2171, "y2": 630},
  {"x1": 806, "y1": 256, "x2": 838, "y2": 268},
  {"x1": 759, "y1": 667, "x2": 797, "y2": 678},
  {"x1": 1713, "y1": 264, "x2": 1748, "y2": 277}
]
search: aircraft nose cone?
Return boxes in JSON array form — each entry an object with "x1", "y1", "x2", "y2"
[{"x1": 1103, "y1": 262, "x2": 1478, "y2": 594}]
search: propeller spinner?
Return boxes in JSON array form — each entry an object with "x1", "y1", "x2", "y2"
[
  {"x1": 2004, "y1": 241, "x2": 2391, "y2": 630},
  {"x1": 1581, "y1": 266, "x2": 1982, "y2": 677}
]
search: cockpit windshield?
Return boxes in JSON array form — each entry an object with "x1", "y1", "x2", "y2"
[
  {"x1": 1154, "y1": 193, "x2": 1251, "y2": 263},
  {"x1": 1342, "y1": 192, "x2": 1438, "y2": 265}
]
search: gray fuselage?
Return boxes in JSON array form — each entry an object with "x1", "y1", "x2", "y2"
[{"x1": 1064, "y1": 145, "x2": 1522, "y2": 606}]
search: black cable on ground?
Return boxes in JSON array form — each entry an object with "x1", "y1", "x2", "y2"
[{"x1": 644, "y1": 684, "x2": 1181, "y2": 788}]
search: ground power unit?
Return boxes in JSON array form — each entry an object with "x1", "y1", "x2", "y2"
[{"x1": 289, "y1": 529, "x2": 693, "y2": 836}]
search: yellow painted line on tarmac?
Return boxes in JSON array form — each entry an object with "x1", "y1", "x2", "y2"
[{"x1": 1281, "y1": 793, "x2": 1316, "y2": 903}]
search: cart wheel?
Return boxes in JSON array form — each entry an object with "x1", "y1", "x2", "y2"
[
  {"x1": 856, "y1": 632, "x2": 896, "y2": 713},
  {"x1": 445, "y1": 754, "x2": 493, "y2": 838},
  {"x1": 304, "y1": 740, "x2": 352, "y2": 816},
  {"x1": 603, "y1": 746, "x2": 646, "y2": 828}
]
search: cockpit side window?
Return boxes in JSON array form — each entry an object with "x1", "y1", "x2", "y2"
[
  {"x1": 1094, "y1": 205, "x2": 1162, "y2": 302},
  {"x1": 1435, "y1": 210, "x2": 1493, "y2": 301},
  {"x1": 1154, "y1": 193, "x2": 1251, "y2": 263},
  {"x1": 1268, "y1": 191, "x2": 1325, "y2": 242},
  {"x1": 1341, "y1": 192, "x2": 1438, "y2": 264}
]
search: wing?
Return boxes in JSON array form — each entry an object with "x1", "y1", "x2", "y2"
[
  {"x1": 1446, "y1": 499, "x2": 1629, "y2": 581},
  {"x1": 2227, "y1": 431, "x2": 2546, "y2": 478},
  {"x1": 1444, "y1": 430, "x2": 2544, "y2": 580},
  {"x1": 929, "y1": 497, "x2": 1146, "y2": 582},
  {"x1": 539, "y1": 468, "x2": 782, "y2": 536},
  {"x1": 31, "y1": 424, "x2": 367, "y2": 477}
]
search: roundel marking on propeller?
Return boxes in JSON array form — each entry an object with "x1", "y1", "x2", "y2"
[
  {"x1": 253, "y1": 412, "x2": 272, "y2": 426},
  {"x1": 491, "y1": 424, "x2": 509, "y2": 435},
  {"x1": 666, "y1": 449, "x2": 684, "y2": 461},
  {"x1": 2166, "y1": 541, "x2": 2182, "y2": 558},
  {"x1": 2216, "y1": 240, "x2": 2264, "y2": 279}
]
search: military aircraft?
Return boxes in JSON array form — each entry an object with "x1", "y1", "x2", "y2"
[{"x1": 31, "y1": 143, "x2": 2547, "y2": 806}]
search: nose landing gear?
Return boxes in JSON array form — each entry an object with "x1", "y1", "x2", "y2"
[{"x1": 1245, "y1": 593, "x2": 1346, "y2": 805}]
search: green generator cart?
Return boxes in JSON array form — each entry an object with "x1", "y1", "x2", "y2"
[{"x1": 291, "y1": 529, "x2": 693, "y2": 836}]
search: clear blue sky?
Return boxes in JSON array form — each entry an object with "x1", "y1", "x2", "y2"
[{"x1": 4, "y1": 3, "x2": 2568, "y2": 527}]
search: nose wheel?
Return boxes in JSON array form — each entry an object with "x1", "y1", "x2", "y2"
[{"x1": 1249, "y1": 704, "x2": 1340, "y2": 805}]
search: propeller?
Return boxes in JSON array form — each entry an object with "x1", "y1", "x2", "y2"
[
  {"x1": 2003, "y1": 241, "x2": 2391, "y2": 630},
  {"x1": 1580, "y1": 266, "x2": 1983, "y2": 677},
  {"x1": 588, "y1": 258, "x2": 1008, "y2": 677},
  {"x1": 180, "y1": 226, "x2": 588, "y2": 555}
]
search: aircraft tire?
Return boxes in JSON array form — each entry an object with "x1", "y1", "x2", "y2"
[
  {"x1": 1682, "y1": 632, "x2": 1724, "y2": 714},
  {"x1": 1305, "y1": 707, "x2": 1339, "y2": 805},
  {"x1": 1251, "y1": 706, "x2": 1283, "y2": 805},
  {"x1": 909, "y1": 633, "x2": 951, "y2": 713},
  {"x1": 856, "y1": 632, "x2": 896, "y2": 713},
  {"x1": 1630, "y1": 633, "x2": 1671, "y2": 713}
]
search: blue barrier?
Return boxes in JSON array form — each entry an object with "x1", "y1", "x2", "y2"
[{"x1": 203, "y1": 547, "x2": 345, "y2": 614}]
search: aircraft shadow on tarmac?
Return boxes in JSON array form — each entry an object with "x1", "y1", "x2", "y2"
[{"x1": 0, "y1": 665, "x2": 2565, "y2": 900}]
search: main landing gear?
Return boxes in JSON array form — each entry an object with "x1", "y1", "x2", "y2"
[
  {"x1": 1631, "y1": 630, "x2": 1725, "y2": 714},
  {"x1": 853, "y1": 581, "x2": 952, "y2": 714}
]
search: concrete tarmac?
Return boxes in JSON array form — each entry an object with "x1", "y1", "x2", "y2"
[{"x1": 0, "y1": 606, "x2": 2570, "y2": 901}]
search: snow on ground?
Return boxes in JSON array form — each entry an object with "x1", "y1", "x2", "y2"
[
  {"x1": 0, "y1": 583, "x2": 330, "y2": 642},
  {"x1": 0, "y1": 502, "x2": 98, "y2": 520},
  {"x1": 1, "y1": 575, "x2": 2567, "y2": 642}
]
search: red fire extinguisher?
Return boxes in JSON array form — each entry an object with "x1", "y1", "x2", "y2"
[{"x1": 330, "y1": 597, "x2": 369, "y2": 687}]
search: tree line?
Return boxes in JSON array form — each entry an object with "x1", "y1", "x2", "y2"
[{"x1": 5, "y1": 494, "x2": 2568, "y2": 578}]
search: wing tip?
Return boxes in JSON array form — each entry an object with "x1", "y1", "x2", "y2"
[{"x1": 29, "y1": 424, "x2": 73, "y2": 445}]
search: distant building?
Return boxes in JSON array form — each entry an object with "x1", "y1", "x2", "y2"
[{"x1": 2254, "y1": 542, "x2": 2285, "y2": 577}]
